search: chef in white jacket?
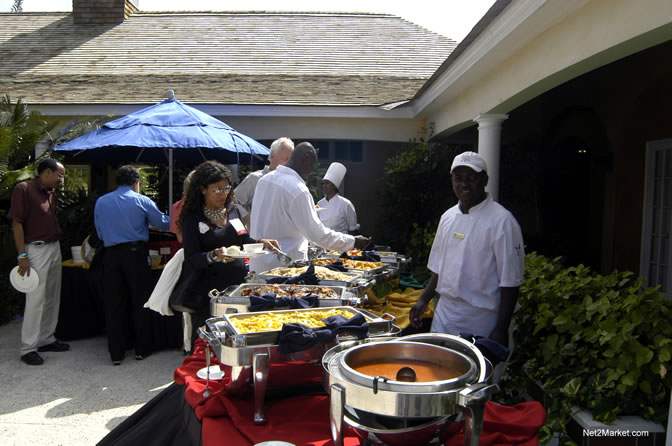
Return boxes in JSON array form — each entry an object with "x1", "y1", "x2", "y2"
[
  {"x1": 317, "y1": 162, "x2": 360, "y2": 234},
  {"x1": 249, "y1": 143, "x2": 370, "y2": 272}
]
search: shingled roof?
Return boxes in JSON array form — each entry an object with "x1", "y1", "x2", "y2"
[{"x1": 0, "y1": 11, "x2": 456, "y2": 107}]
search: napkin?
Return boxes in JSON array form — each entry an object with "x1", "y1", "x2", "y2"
[
  {"x1": 322, "y1": 261, "x2": 348, "y2": 272},
  {"x1": 459, "y1": 332, "x2": 510, "y2": 366},
  {"x1": 278, "y1": 313, "x2": 368, "y2": 354},
  {"x1": 248, "y1": 293, "x2": 318, "y2": 312},
  {"x1": 266, "y1": 264, "x2": 319, "y2": 285}
]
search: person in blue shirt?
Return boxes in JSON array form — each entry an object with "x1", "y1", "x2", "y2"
[{"x1": 94, "y1": 165, "x2": 170, "y2": 365}]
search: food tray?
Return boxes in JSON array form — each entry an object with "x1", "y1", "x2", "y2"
[
  {"x1": 310, "y1": 258, "x2": 387, "y2": 275},
  {"x1": 209, "y1": 283, "x2": 366, "y2": 315},
  {"x1": 249, "y1": 265, "x2": 366, "y2": 287},
  {"x1": 216, "y1": 306, "x2": 396, "y2": 347},
  {"x1": 324, "y1": 250, "x2": 404, "y2": 264}
]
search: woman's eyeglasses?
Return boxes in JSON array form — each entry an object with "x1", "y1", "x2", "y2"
[{"x1": 211, "y1": 186, "x2": 232, "y2": 194}]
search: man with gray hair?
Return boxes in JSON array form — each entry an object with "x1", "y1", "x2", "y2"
[{"x1": 235, "y1": 137, "x2": 294, "y2": 227}]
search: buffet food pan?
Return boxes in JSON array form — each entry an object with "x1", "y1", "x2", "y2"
[
  {"x1": 221, "y1": 306, "x2": 395, "y2": 346},
  {"x1": 209, "y1": 283, "x2": 366, "y2": 316},
  {"x1": 324, "y1": 249, "x2": 406, "y2": 264},
  {"x1": 311, "y1": 258, "x2": 387, "y2": 276},
  {"x1": 249, "y1": 265, "x2": 367, "y2": 287}
]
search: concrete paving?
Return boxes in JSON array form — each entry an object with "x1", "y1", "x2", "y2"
[{"x1": 0, "y1": 319, "x2": 185, "y2": 446}]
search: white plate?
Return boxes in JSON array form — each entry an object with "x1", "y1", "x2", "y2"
[
  {"x1": 196, "y1": 365, "x2": 225, "y2": 380},
  {"x1": 9, "y1": 266, "x2": 39, "y2": 293},
  {"x1": 223, "y1": 250, "x2": 272, "y2": 259},
  {"x1": 254, "y1": 442, "x2": 296, "y2": 446}
]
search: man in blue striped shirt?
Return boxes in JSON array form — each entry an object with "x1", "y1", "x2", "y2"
[{"x1": 94, "y1": 165, "x2": 170, "y2": 365}]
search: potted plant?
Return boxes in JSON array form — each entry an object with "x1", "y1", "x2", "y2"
[{"x1": 499, "y1": 252, "x2": 672, "y2": 444}]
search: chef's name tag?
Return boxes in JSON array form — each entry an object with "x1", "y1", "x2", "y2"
[
  {"x1": 453, "y1": 232, "x2": 465, "y2": 240},
  {"x1": 230, "y1": 218, "x2": 247, "y2": 235}
]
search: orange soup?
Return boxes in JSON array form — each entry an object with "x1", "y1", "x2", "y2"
[{"x1": 352, "y1": 359, "x2": 462, "y2": 382}]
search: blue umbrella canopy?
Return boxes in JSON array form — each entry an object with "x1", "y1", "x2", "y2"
[
  {"x1": 54, "y1": 94, "x2": 269, "y2": 164},
  {"x1": 54, "y1": 92, "x2": 269, "y2": 209}
]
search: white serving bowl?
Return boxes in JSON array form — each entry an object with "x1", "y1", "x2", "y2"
[{"x1": 243, "y1": 243, "x2": 264, "y2": 253}]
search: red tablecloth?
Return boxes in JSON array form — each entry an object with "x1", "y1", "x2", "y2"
[{"x1": 175, "y1": 340, "x2": 546, "y2": 446}]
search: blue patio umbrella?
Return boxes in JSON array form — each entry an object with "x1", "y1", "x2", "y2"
[{"x1": 54, "y1": 91, "x2": 269, "y2": 209}]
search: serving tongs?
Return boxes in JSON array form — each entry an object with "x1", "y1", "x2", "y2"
[{"x1": 275, "y1": 248, "x2": 292, "y2": 265}]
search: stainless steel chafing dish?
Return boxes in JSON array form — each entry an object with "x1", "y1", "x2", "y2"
[
  {"x1": 310, "y1": 258, "x2": 387, "y2": 276},
  {"x1": 209, "y1": 283, "x2": 366, "y2": 315},
  {"x1": 323, "y1": 333, "x2": 497, "y2": 446},
  {"x1": 247, "y1": 265, "x2": 371, "y2": 289},
  {"x1": 199, "y1": 307, "x2": 399, "y2": 425}
]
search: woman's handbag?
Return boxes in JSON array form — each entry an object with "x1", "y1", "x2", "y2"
[{"x1": 169, "y1": 266, "x2": 206, "y2": 314}]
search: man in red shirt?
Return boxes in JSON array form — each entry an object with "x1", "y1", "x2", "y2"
[{"x1": 9, "y1": 158, "x2": 70, "y2": 366}]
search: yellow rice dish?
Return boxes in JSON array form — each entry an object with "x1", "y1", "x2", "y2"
[{"x1": 230, "y1": 308, "x2": 357, "y2": 334}]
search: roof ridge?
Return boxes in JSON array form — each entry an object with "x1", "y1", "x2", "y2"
[{"x1": 135, "y1": 11, "x2": 398, "y2": 17}]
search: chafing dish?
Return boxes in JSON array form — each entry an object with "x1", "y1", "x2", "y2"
[
  {"x1": 199, "y1": 307, "x2": 399, "y2": 425},
  {"x1": 323, "y1": 333, "x2": 497, "y2": 446},
  {"x1": 310, "y1": 258, "x2": 387, "y2": 276},
  {"x1": 209, "y1": 283, "x2": 366, "y2": 315},
  {"x1": 247, "y1": 265, "x2": 371, "y2": 289}
]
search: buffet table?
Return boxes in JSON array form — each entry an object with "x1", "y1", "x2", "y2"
[
  {"x1": 98, "y1": 339, "x2": 546, "y2": 446},
  {"x1": 56, "y1": 259, "x2": 183, "y2": 352}
]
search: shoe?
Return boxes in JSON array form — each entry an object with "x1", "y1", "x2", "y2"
[
  {"x1": 135, "y1": 354, "x2": 145, "y2": 361},
  {"x1": 38, "y1": 341, "x2": 70, "y2": 352},
  {"x1": 112, "y1": 360, "x2": 122, "y2": 366},
  {"x1": 21, "y1": 351, "x2": 44, "y2": 365}
]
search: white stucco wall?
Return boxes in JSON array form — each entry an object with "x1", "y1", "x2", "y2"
[{"x1": 420, "y1": 0, "x2": 672, "y2": 136}]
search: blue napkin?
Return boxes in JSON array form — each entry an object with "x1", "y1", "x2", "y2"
[
  {"x1": 267, "y1": 264, "x2": 319, "y2": 285},
  {"x1": 248, "y1": 293, "x2": 318, "y2": 312},
  {"x1": 459, "y1": 332, "x2": 510, "y2": 366},
  {"x1": 278, "y1": 313, "x2": 369, "y2": 354},
  {"x1": 323, "y1": 261, "x2": 348, "y2": 272}
]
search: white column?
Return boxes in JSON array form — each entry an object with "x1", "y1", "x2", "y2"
[
  {"x1": 667, "y1": 391, "x2": 672, "y2": 446},
  {"x1": 473, "y1": 113, "x2": 508, "y2": 201}
]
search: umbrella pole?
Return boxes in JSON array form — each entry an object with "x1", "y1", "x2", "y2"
[{"x1": 168, "y1": 148, "x2": 174, "y2": 214}]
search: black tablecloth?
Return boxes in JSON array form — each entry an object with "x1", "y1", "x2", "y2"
[
  {"x1": 56, "y1": 263, "x2": 183, "y2": 353},
  {"x1": 97, "y1": 383, "x2": 201, "y2": 446}
]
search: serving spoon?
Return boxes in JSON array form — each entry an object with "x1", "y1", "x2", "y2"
[{"x1": 395, "y1": 366, "x2": 417, "y2": 382}]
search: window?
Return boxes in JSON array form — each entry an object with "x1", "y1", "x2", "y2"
[
  {"x1": 640, "y1": 139, "x2": 672, "y2": 299},
  {"x1": 334, "y1": 140, "x2": 365, "y2": 163},
  {"x1": 313, "y1": 140, "x2": 331, "y2": 160}
]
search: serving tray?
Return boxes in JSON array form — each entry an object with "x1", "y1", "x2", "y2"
[{"x1": 209, "y1": 283, "x2": 366, "y2": 316}]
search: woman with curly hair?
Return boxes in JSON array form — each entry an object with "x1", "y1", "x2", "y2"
[{"x1": 178, "y1": 160, "x2": 279, "y2": 345}]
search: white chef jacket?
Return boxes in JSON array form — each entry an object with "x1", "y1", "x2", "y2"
[
  {"x1": 317, "y1": 194, "x2": 360, "y2": 233},
  {"x1": 234, "y1": 165, "x2": 270, "y2": 218},
  {"x1": 249, "y1": 165, "x2": 355, "y2": 272},
  {"x1": 427, "y1": 194, "x2": 524, "y2": 337}
]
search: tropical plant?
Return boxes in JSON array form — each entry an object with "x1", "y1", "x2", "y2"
[
  {"x1": 499, "y1": 252, "x2": 672, "y2": 444},
  {"x1": 0, "y1": 95, "x2": 59, "y2": 196},
  {"x1": 375, "y1": 126, "x2": 461, "y2": 281}
]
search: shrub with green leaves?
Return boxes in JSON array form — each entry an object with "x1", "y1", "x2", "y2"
[
  {"x1": 375, "y1": 127, "x2": 460, "y2": 281},
  {"x1": 500, "y1": 252, "x2": 672, "y2": 444}
]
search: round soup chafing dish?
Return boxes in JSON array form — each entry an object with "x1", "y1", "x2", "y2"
[{"x1": 323, "y1": 334, "x2": 498, "y2": 446}]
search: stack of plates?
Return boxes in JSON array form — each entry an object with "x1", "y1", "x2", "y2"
[{"x1": 71, "y1": 246, "x2": 84, "y2": 264}]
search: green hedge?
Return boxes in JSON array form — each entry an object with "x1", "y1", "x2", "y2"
[{"x1": 500, "y1": 252, "x2": 672, "y2": 444}]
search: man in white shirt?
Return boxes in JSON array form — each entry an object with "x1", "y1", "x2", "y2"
[
  {"x1": 234, "y1": 137, "x2": 294, "y2": 227},
  {"x1": 249, "y1": 142, "x2": 370, "y2": 272},
  {"x1": 410, "y1": 152, "x2": 524, "y2": 347},
  {"x1": 317, "y1": 162, "x2": 360, "y2": 234}
]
